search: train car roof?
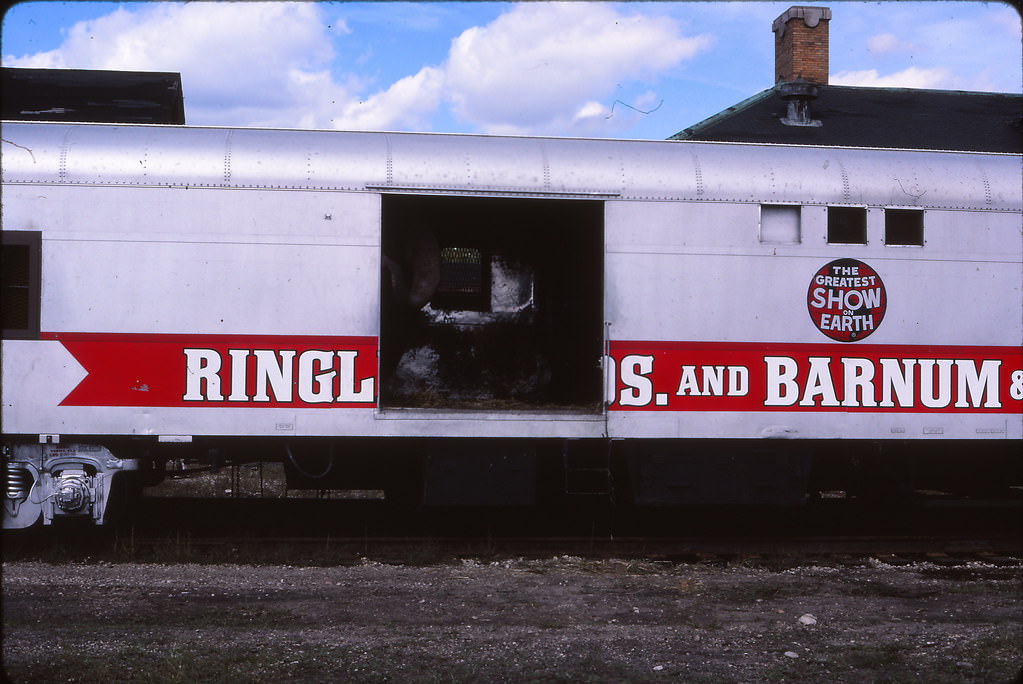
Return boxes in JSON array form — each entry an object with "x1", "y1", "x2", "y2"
[{"x1": 2, "y1": 120, "x2": 1019, "y2": 213}]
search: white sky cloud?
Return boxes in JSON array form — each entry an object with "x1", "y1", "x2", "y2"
[
  {"x1": 443, "y1": 3, "x2": 712, "y2": 135},
  {"x1": 831, "y1": 66, "x2": 952, "y2": 90},
  {"x1": 5, "y1": 3, "x2": 352, "y2": 128},
  {"x1": 866, "y1": 32, "x2": 914, "y2": 57},
  {"x1": 332, "y1": 66, "x2": 445, "y2": 131},
  {"x1": 1, "y1": 2, "x2": 1018, "y2": 137},
  {"x1": 2, "y1": 2, "x2": 713, "y2": 135}
]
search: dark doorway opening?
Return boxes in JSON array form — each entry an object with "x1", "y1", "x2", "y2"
[{"x1": 380, "y1": 195, "x2": 604, "y2": 411}]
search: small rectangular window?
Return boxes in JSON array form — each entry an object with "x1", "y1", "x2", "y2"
[
  {"x1": 827, "y1": 207, "x2": 867, "y2": 244},
  {"x1": 760, "y1": 205, "x2": 801, "y2": 244},
  {"x1": 1, "y1": 231, "x2": 41, "y2": 339},
  {"x1": 885, "y1": 209, "x2": 924, "y2": 246}
]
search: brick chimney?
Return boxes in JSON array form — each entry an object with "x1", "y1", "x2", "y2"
[{"x1": 772, "y1": 6, "x2": 831, "y2": 84}]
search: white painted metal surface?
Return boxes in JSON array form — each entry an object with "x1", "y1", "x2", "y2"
[
  {"x1": 3, "y1": 121, "x2": 1018, "y2": 210},
  {"x1": 2, "y1": 121, "x2": 1020, "y2": 443}
]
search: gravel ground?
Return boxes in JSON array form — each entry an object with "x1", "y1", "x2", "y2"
[{"x1": 3, "y1": 556, "x2": 1021, "y2": 683}]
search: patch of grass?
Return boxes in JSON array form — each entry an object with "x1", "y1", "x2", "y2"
[
  {"x1": 914, "y1": 629, "x2": 1023, "y2": 683},
  {"x1": 757, "y1": 644, "x2": 914, "y2": 684},
  {"x1": 842, "y1": 642, "x2": 914, "y2": 671},
  {"x1": 401, "y1": 541, "x2": 446, "y2": 566},
  {"x1": 694, "y1": 581, "x2": 800, "y2": 603},
  {"x1": 3, "y1": 640, "x2": 362, "y2": 684},
  {"x1": 917, "y1": 566, "x2": 1022, "y2": 582},
  {"x1": 757, "y1": 632, "x2": 1023, "y2": 684},
  {"x1": 832, "y1": 579, "x2": 941, "y2": 599},
  {"x1": 532, "y1": 616, "x2": 568, "y2": 629}
]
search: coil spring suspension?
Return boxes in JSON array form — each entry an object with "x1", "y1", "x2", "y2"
[{"x1": 6, "y1": 462, "x2": 33, "y2": 501}]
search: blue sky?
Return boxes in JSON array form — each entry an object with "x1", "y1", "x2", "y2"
[{"x1": 2, "y1": 1, "x2": 1020, "y2": 139}]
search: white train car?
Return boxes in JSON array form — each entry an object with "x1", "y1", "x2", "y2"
[{"x1": 3, "y1": 120, "x2": 1021, "y2": 528}]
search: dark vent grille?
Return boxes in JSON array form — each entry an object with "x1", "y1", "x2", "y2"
[
  {"x1": 2, "y1": 244, "x2": 30, "y2": 330},
  {"x1": 438, "y1": 247, "x2": 483, "y2": 296},
  {"x1": 1, "y1": 232, "x2": 41, "y2": 339}
]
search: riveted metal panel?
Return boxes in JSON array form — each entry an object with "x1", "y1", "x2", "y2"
[
  {"x1": 4, "y1": 122, "x2": 1018, "y2": 212},
  {"x1": 226, "y1": 127, "x2": 388, "y2": 190},
  {"x1": 0, "y1": 123, "x2": 67, "y2": 183},
  {"x1": 541, "y1": 139, "x2": 626, "y2": 197},
  {"x1": 78, "y1": 126, "x2": 227, "y2": 187},
  {"x1": 384, "y1": 132, "x2": 549, "y2": 193}
]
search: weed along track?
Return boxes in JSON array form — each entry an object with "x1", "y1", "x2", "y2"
[
  {"x1": 3, "y1": 554, "x2": 1021, "y2": 683},
  {"x1": 4, "y1": 492, "x2": 1021, "y2": 682}
]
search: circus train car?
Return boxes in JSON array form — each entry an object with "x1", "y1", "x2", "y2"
[{"x1": 2, "y1": 119, "x2": 1021, "y2": 528}]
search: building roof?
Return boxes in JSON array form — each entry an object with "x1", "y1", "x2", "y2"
[
  {"x1": 671, "y1": 84, "x2": 1023, "y2": 153},
  {"x1": 1, "y1": 68, "x2": 185, "y2": 125}
]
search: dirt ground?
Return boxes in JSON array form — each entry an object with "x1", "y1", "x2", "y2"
[{"x1": 3, "y1": 556, "x2": 1021, "y2": 683}]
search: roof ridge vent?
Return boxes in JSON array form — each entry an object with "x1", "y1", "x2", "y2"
[{"x1": 779, "y1": 79, "x2": 822, "y2": 127}]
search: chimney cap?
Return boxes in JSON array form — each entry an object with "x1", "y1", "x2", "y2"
[
  {"x1": 772, "y1": 6, "x2": 832, "y2": 37},
  {"x1": 779, "y1": 78, "x2": 819, "y2": 100}
]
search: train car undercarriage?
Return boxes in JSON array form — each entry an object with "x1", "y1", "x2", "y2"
[{"x1": 5, "y1": 436, "x2": 1019, "y2": 529}]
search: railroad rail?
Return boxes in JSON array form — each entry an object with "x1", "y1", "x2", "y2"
[
  {"x1": 4, "y1": 532, "x2": 1020, "y2": 568},
  {"x1": 4, "y1": 494, "x2": 1019, "y2": 567}
]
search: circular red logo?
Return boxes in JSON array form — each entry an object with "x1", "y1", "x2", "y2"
[{"x1": 807, "y1": 259, "x2": 886, "y2": 342}]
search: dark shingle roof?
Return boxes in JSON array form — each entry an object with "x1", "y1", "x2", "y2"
[
  {"x1": 2, "y1": 68, "x2": 185, "y2": 125},
  {"x1": 671, "y1": 84, "x2": 1022, "y2": 153}
]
